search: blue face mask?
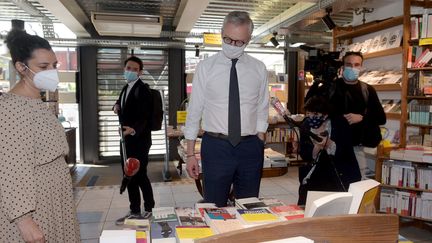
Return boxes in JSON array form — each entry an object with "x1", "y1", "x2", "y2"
[
  {"x1": 343, "y1": 67, "x2": 360, "y2": 82},
  {"x1": 124, "y1": 70, "x2": 138, "y2": 82},
  {"x1": 305, "y1": 115, "x2": 326, "y2": 129}
]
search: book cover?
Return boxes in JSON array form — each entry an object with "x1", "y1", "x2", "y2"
[
  {"x1": 259, "y1": 197, "x2": 285, "y2": 207},
  {"x1": 175, "y1": 207, "x2": 207, "y2": 226},
  {"x1": 151, "y1": 207, "x2": 177, "y2": 222},
  {"x1": 235, "y1": 197, "x2": 267, "y2": 209},
  {"x1": 270, "y1": 205, "x2": 305, "y2": 220},
  {"x1": 387, "y1": 29, "x2": 402, "y2": 49},
  {"x1": 204, "y1": 208, "x2": 236, "y2": 220},
  {"x1": 348, "y1": 179, "x2": 380, "y2": 214},
  {"x1": 136, "y1": 230, "x2": 148, "y2": 243},
  {"x1": 175, "y1": 226, "x2": 214, "y2": 242},
  {"x1": 378, "y1": 32, "x2": 390, "y2": 51},
  {"x1": 150, "y1": 221, "x2": 178, "y2": 243},
  {"x1": 100, "y1": 230, "x2": 136, "y2": 243},
  {"x1": 236, "y1": 208, "x2": 280, "y2": 224},
  {"x1": 369, "y1": 35, "x2": 381, "y2": 53}
]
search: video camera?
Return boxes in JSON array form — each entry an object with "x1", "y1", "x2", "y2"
[{"x1": 301, "y1": 45, "x2": 342, "y2": 83}]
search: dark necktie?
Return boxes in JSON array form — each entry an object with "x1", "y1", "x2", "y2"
[{"x1": 228, "y1": 58, "x2": 241, "y2": 146}]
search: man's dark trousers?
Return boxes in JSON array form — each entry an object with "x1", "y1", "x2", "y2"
[{"x1": 201, "y1": 133, "x2": 264, "y2": 207}]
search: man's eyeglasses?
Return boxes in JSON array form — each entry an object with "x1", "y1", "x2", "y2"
[{"x1": 223, "y1": 37, "x2": 246, "y2": 47}]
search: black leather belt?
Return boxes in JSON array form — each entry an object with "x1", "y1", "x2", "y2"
[{"x1": 205, "y1": 132, "x2": 255, "y2": 141}]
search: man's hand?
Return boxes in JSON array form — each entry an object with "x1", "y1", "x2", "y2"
[
  {"x1": 113, "y1": 104, "x2": 120, "y2": 114},
  {"x1": 257, "y1": 132, "x2": 265, "y2": 143},
  {"x1": 122, "y1": 126, "x2": 136, "y2": 136},
  {"x1": 16, "y1": 216, "x2": 45, "y2": 243},
  {"x1": 344, "y1": 113, "x2": 363, "y2": 125},
  {"x1": 186, "y1": 156, "x2": 200, "y2": 180}
]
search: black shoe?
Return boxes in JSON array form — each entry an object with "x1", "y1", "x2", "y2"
[
  {"x1": 141, "y1": 211, "x2": 152, "y2": 219},
  {"x1": 115, "y1": 211, "x2": 141, "y2": 226}
]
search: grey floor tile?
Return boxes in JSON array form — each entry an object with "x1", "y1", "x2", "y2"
[
  {"x1": 77, "y1": 198, "x2": 112, "y2": 211},
  {"x1": 81, "y1": 188, "x2": 115, "y2": 200},
  {"x1": 80, "y1": 222, "x2": 103, "y2": 240},
  {"x1": 81, "y1": 239, "x2": 99, "y2": 243},
  {"x1": 77, "y1": 209, "x2": 108, "y2": 224}
]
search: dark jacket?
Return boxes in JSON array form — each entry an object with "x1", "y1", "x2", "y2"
[
  {"x1": 298, "y1": 116, "x2": 361, "y2": 205},
  {"x1": 116, "y1": 79, "x2": 153, "y2": 157},
  {"x1": 329, "y1": 78, "x2": 386, "y2": 147}
]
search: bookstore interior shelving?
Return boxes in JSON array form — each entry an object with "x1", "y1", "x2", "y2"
[
  {"x1": 374, "y1": 0, "x2": 432, "y2": 225},
  {"x1": 331, "y1": 0, "x2": 432, "y2": 225}
]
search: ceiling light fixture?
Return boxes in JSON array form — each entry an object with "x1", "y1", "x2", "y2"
[
  {"x1": 270, "y1": 32, "x2": 279, "y2": 47},
  {"x1": 321, "y1": 8, "x2": 336, "y2": 30}
]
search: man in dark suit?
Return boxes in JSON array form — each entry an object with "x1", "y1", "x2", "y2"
[{"x1": 113, "y1": 56, "x2": 155, "y2": 225}]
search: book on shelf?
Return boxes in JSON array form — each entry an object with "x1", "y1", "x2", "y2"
[
  {"x1": 150, "y1": 220, "x2": 178, "y2": 243},
  {"x1": 369, "y1": 35, "x2": 381, "y2": 53},
  {"x1": 380, "y1": 188, "x2": 432, "y2": 220},
  {"x1": 175, "y1": 207, "x2": 207, "y2": 226},
  {"x1": 175, "y1": 226, "x2": 214, "y2": 243},
  {"x1": 378, "y1": 32, "x2": 390, "y2": 51},
  {"x1": 361, "y1": 39, "x2": 372, "y2": 53},
  {"x1": 236, "y1": 208, "x2": 281, "y2": 225}
]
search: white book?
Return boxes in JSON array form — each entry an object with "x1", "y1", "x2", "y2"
[
  {"x1": 386, "y1": 29, "x2": 402, "y2": 49},
  {"x1": 378, "y1": 32, "x2": 390, "y2": 51},
  {"x1": 100, "y1": 230, "x2": 136, "y2": 243},
  {"x1": 369, "y1": 35, "x2": 381, "y2": 53},
  {"x1": 348, "y1": 179, "x2": 380, "y2": 214},
  {"x1": 304, "y1": 191, "x2": 353, "y2": 217}
]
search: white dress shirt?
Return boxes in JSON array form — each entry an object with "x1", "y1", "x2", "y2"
[
  {"x1": 121, "y1": 78, "x2": 139, "y2": 107},
  {"x1": 184, "y1": 52, "x2": 269, "y2": 140}
]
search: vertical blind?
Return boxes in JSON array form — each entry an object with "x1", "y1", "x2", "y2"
[{"x1": 97, "y1": 48, "x2": 169, "y2": 158}]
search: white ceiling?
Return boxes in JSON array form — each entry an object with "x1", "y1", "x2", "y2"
[{"x1": 0, "y1": 0, "x2": 371, "y2": 48}]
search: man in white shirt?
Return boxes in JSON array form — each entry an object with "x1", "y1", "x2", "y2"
[{"x1": 184, "y1": 11, "x2": 269, "y2": 207}]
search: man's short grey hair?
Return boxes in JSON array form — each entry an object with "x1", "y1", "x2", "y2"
[{"x1": 222, "y1": 11, "x2": 254, "y2": 35}]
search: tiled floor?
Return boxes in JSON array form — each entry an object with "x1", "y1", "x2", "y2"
[{"x1": 74, "y1": 164, "x2": 432, "y2": 242}]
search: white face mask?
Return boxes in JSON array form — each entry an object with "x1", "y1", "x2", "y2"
[
  {"x1": 221, "y1": 42, "x2": 246, "y2": 59},
  {"x1": 26, "y1": 66, "x2": 60, "y2": 92}
]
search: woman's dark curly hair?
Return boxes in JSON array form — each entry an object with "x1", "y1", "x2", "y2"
[{"x1": 5, "y1": 29, "x2": 52, "y2": 66}]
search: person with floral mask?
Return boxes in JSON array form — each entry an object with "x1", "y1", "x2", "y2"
[
  {"x1": 113, "y1": 56, "x2": 155, "y2": 225},
  {"x1": 184, "y1": 11, "x2": 269, "y2": 207},
  {"x1": 297, "y1": 96, "x2": 361, "y2": 206},
  {"x1": 329, "y1": 52, "x2": 386, "y2": 180},
  {"x1": 0, "y1": 29, "x2": 80, "y2": 242}
]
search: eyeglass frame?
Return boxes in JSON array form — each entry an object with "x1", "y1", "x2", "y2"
[{"x1": 222, "y1": 36, "x2": 247, "y2": 47}]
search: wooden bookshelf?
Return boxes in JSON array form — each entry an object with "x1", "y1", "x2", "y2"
[
  {"x1": 333, "y1": 16, "x2": 403, "y2": 40},
  {"x1": 386, "y1": 112, "x2": 401, "y2": 120},
  {"x1": 405, "y1": 122, "x2": 432, "y2": 128},
  {"x1": 363, "y1": 47, "x2": 403, "y2": 59},
  {"x1": 407, "y1": 67, "x2": 432, "y2": 71},
  {"x1": 371, "y1": 83, "x2": 401, "y2": 91},
  {"x1": 380, "y1": 184, "x2": 432, "y2": 193},
  {"x1": 407, "y1": 95, "x2": 432, "y2": 99}
]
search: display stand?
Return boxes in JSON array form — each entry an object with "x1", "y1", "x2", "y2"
[{"x1": 195, "y1": 214, "x2": 399, "y2": 243}]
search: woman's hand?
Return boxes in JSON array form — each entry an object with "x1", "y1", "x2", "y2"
[{"x1": 16, "y1": 216, "x2": 45, "y2": 243}]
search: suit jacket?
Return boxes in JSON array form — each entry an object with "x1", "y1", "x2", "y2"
[{"x1": 115, "y1": 79, "x2": 153, "y2": 157}]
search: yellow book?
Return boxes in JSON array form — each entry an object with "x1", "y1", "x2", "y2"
[
  {"x1": 237, "y1": 208, "x2": 280, "y2": 224},
  {"x1": 175, "y1": 226, "x2": 214, "y2": 241}
]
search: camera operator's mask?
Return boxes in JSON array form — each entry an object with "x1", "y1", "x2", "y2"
[
  {"x1": 342, "y1": 66, "x2": 360, "y2": 82},
  {"x1": 305, "y1": 114, "x2": 327, "y2": 129}
]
